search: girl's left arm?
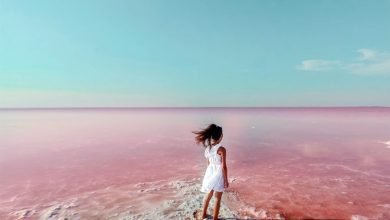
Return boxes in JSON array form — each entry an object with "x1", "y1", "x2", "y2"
[{"x1": 219, "y1": 147, "x2": 229, "y2": 188}]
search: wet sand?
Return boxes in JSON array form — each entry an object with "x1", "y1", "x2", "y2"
[{"x1": 6, "y1": 177, "x2": 285, "y2": 220}]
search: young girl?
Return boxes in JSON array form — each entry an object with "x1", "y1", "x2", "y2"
[{"x1": 193, "y1": 124, "x2": 229, "y2": 220}]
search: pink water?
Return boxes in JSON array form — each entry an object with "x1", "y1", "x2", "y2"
[{"x1": 0, "y1": 108, "x2": 389, "y2": 219}]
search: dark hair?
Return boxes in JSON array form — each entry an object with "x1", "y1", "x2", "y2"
[{"x1": 192, "y1": 123, "x2": 223, "y2": 148}]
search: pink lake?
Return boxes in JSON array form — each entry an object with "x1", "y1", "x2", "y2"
[{"x1": 0, "y1": 108, "x2": 389, "y2": 219}]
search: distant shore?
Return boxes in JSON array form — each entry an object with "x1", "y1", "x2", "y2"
[{"x1": 1, "y1": 106, "x2": 390, "y2": 111}]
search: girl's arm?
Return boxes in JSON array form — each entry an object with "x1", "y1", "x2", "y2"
[{"x1": 219, "y1": 147, "x2": 229, "y2": 188}]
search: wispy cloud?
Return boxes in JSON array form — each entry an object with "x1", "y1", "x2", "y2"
[
  {"x1": 346, "y1": 49, "x2": 390, "y2": 75},
  {"x1": 356, "y1": 48, "x2": 377, "y2": 61},
  {"x1": 297, "y1": 59, "x2": 341, "y2": 71},
  {"x1": 297, "y1": 49, "x2": 390, "y2": 75}
]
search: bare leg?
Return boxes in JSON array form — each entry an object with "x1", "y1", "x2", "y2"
[
  {"x1": 213, "y1": 191, "x2": 223, "y2": 220},
  {"x1": 202, "y1": 190, "x2": 214, "y2": 219}
]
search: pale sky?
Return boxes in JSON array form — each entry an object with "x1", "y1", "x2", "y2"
[{"x1": 1, "y1": 0, "x2": 390, "y2": 107}]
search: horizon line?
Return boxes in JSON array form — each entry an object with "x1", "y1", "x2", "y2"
[{"x1": 0, "y1": 106, "x2": 390, "y2": 110}]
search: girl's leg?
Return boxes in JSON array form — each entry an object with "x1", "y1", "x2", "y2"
[
  {"x1": 213, "y1": 191, "x2": 223, "y2": 220},
  {"x1": 202, "y1": 190, "x2": 214, "y2": 218}
]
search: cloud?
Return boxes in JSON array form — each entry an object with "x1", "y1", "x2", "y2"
[
  {"x1": 297, "y1": 49, "x2": 390, "y2": 75},
  {"x1": 297, "y1": 59, "x2": 341, "y2": 71},
  {"x1": 347, "y1": 49, "x2": 390, "y2": 75},
  {"x1": 356, "y1": 48, "x2": 377, "y2": 61}
]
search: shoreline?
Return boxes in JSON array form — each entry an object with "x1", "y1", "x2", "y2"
[
  {"x1": 9, "y1": 178, "x2": 286, "y2": 220},
  {"x1": 7, "y1": 177, "x2": 379, "y2": 220}
]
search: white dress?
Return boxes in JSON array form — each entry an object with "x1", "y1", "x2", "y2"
[{"x1": 200, "y1": 142, "x2": 225, "y2": 193}]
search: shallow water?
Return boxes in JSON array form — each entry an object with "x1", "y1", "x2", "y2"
[{"x1": 0, "y1": 108, "x2": 389, "y2": 219}]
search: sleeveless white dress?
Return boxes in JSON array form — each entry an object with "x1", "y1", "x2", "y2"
[{"x1": 200, "y1": 143, "x2": 225, "y2": 193}]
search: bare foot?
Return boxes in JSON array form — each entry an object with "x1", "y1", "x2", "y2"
[
  {"x1": 193, "y1": 209, "x2": 203, "y2": 220},
  {"x1": 193, "y1": 209, "x2": 211, "y2": 220},
  {"x1": 202, "y1": 213, "x2": 212, "y2": 219}
]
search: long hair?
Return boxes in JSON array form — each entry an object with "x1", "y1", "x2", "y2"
[{"x1": 192, "y1": 123, "x2": 223, "y2": 148}]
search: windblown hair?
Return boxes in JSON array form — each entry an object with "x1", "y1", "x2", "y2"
[{"x1": 192, "y1": 123, "x2": 223, "y2": 148}]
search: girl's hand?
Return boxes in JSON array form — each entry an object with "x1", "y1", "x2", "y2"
[{"x1": 224, "y1": 180, "x2": 229, "y2": 188}]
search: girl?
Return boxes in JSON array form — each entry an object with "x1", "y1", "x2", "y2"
[{"x1": 193, "y1": 124, "x2": 229, "y2": 220}]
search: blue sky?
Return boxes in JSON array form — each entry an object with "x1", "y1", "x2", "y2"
[{"x1": 1, "y1": 0, "x2": 390, "y2": 107}]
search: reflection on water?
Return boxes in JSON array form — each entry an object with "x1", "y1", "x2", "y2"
[{"x1": 0, "y1": 108, "x2": 389, "y2": 219}]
